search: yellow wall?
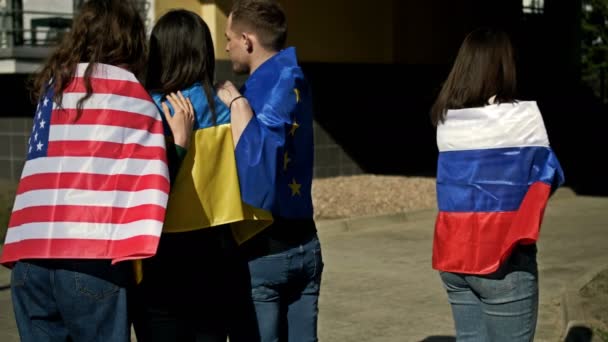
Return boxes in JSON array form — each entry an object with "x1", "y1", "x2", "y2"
[
  {"x1": 153, "y1": 0, "x2": 483, "y2": 65},
  {"x1": 155, "y1": 0, "x2": 395, "y2": 64},
  {"x1": 155, "y1": 0, "x2": 201, "y2": 18},
  {"x1": 155, "y1": 0, "x2": 230, "y2": 60},
  {"x1": 280, "y1": 0, "x2": 395, "y2": 64}
]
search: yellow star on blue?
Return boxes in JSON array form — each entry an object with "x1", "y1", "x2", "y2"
[
  {"x1": 289, "y1": 120, "x2": 299, "y2": 136},
  {"x1": 288, "y1": 178, "x2": 301, "y2": 196}
]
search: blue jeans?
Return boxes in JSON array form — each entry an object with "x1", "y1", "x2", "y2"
[
  {"x1": 246, "y1": 232, "x2": 323, "y2": 342},
  {"x1": 11, "y1": 259, "x2": 132, "y2": 342},
  {"x1": 439, "y1": 245, "x2": 538, "y2": 342}
]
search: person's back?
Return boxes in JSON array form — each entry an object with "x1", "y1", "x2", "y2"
[
  {"x1": 238, "y1": 47, "x2": 315, "y2": 219},
  {"x1": 222, "y1": 0, "x2": 323, "y2": 340},
  {"x1": 431, "y1": 27, "x2": 564, "y2": 342},
  {"x1": 0, "y1": 1, "x2": 168, "y2": 341},
  {"x1": 133, "y1": 10, "x2": 271, "y2": 341}
]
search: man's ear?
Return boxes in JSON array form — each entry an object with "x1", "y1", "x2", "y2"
[{"x1": 242, "y1": 33, "x2": 254, "y2": 53}]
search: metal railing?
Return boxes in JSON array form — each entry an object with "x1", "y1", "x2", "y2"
[
  {"x1": 0, "y1": 1, "x2": 151, "y2": 49},
  {"x1": 0, "y1": 9, "x2": 73, "y2": 48}
]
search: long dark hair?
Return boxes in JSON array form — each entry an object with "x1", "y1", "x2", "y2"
[
  {"x1": 431, "y1": 28, "x2": 517, "y2": 126},
  {"x1": 32, "y1": 0, "x2": 147, "y2": 113},
  {"x1": 145, "y1": 9, "x2": 217, "y2": 121}
]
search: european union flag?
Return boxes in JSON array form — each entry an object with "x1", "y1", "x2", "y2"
[{"x1": 236, "y1": 47, "x2": 314, "y2": 219}]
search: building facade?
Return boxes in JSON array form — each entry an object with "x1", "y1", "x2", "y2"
[{"x1": 2, "y1": 0, "x2": 606, "y2": 195}]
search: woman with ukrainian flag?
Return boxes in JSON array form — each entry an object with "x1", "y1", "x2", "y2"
[{"x1": 132, "y1": 9, "x2": 270, "y2": 342}]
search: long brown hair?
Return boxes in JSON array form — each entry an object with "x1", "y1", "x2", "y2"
[
  {"x1": 431, "y1": 28, "x2": 517, "y2": 126},
  {"x1": 31, "y1": 0, "x2": 147, "y2": 113}
]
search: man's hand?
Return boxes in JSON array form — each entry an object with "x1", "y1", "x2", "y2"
[
  {"x1": 216, "y1": 81, "x2": 253, "y2": 147},
  {"x1": 216, "y1": 80, "x2": 244, "y2": 108}
]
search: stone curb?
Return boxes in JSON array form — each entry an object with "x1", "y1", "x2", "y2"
[
  {"x1": 315, "y1": 186, "x2": 576, "y2": 234},
  {"x1": 560, "y1": 265, "x2": 608, "y2": 342},
  {"x1": 316, "y1": 208, "x2": 437, "y2": 234}
]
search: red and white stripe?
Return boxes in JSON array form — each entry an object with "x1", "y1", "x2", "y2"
[{"x1": 1, "y1": 63, "x2": 169, "y2": 266}]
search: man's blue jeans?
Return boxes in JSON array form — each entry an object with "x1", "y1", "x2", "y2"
[
  {"x1": 10, "y1": 259, "x2": 132, "y2": 342},
  {"x1": 439, "y1": 245, "x2": 538, "y2": 342},
  {"x1": 247, "y1": 233, "x2": 323, "y2": 342}
]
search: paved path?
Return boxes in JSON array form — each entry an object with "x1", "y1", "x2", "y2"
[{"x1": 1, "y1": 189, "x2": 606, "y2": 341}]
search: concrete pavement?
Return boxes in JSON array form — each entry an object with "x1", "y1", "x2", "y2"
[{"x1": 0, "y1": 188, "x2": 606, "y2": 341}]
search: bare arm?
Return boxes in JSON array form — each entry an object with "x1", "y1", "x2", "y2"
[{"x1": 216, "y1": 81, "x2": 253, "y2": 147}]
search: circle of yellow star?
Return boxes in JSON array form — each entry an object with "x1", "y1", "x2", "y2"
[
  {"x1": 294, "y1": 88, "x2": 300, "y2": 103},
  {"x1": 289, "y1": 121, "x2": 300, "y2": 136},
  {"x1": 288, "y1": 178, "x2": 302, "y2": 196}
]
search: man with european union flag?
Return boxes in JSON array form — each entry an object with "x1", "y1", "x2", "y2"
[{"x1": 217, "y1": 0, "x2": 323, "y2": 341}]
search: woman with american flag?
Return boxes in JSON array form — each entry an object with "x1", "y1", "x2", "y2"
[{"x1": 0, "y1": 1, "x2": 194, "y2": 341}]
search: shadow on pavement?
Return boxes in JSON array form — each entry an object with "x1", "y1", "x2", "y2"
[{"x1": 420, "y1": 336, "x2": 456, "y2": 342}]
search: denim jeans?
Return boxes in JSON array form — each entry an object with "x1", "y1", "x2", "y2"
[
  {"x1": 245, "y1": 232, "x2": 323, "y2": 342},
  {"x1": 11, "y1": 259, "x2": 132, "y2": 342},
  {"x1": 439, "y1": 244, "x2": 538, "y2": 342}
]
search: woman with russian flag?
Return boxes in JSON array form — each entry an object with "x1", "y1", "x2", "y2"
[{"x1": 431, "y1": 27, "x2": 564, "y2": 341}]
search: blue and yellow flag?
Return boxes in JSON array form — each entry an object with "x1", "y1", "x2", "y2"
[
  {"x1": 152, "y1": 84, "x2": 272, "y2": 244},
  {"x1": 235, "y1": 47, "x2": 314, "y2": 219}
]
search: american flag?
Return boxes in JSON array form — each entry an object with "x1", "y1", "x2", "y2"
[{"x1": 1, "y1": 63, "x2": 169, "y2": 266}]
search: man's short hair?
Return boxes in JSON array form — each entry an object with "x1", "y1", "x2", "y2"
[{"x1": 231, "y1": 0, "x2": 287, "y2": 51}]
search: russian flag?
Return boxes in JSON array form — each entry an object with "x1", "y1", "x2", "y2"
[{"x1": 432, "y1": 101, "x2": 564, "y2": 274}]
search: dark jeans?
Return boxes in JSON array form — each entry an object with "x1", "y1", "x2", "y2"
[
  {"x1": 241, "y1": 220, "x2": 323, "y2": 342},
  {"x1": 132, "y1": 225, "x2": 257, "y2": 342},
  {"x1": 11, "y1": 259, "x2": 132, "y2": 342},
  {"x1": 440, "y1": 244, "x2": 538, "y2": 342}
]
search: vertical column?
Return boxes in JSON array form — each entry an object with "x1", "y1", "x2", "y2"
[
  {"x1": 10, "y1": 0, "x2": 22, "y2": 46},
  {"x1": 200, "y1": 0, "x2": 230, "y2": 60}
]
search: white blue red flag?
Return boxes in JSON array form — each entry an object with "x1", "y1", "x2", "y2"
[
  {"x1": 432, "y1": 101, "x2": 564, "y2": 274},
  {"x1": 1, "y1": 63, "x2": 169, "y2": 266}
]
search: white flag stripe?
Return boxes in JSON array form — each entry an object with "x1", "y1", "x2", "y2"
[
  {"x1": 437, "y1": 101, "x2": 550, "y2": 152},
  {"x1": 50, "y1": 124, "x2": 165, "y2": 147},
  {"x1": 55, "y1": 93, "x2": 160, "y2": 120},
  {"x1": 13, "y1": 189, "x2": 168, "y2": 211},
  {"x1": 4, "y1": 220, "x2": 163, "y2": 244},
  {"x1": 75, "y1": 63, "x2": 139, "y2": 83},
  {"x1": 20, "y1": 156, "x2": 169, "y2": 180}
]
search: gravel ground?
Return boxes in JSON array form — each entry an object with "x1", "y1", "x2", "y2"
[
  {"x1": 312, "y1": 174, "x2": 437, "y2": 219},
  {"x1": 0, "y1": 175, "x2": 436, "y2": 235}
]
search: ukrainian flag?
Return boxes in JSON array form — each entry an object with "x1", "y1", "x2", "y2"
[
  {"x1": 151, "y1": 83, "x2": 272, "y2": 244},
  {"x1": 235, "y1": 47, "x2": 315, "y2": 219}
]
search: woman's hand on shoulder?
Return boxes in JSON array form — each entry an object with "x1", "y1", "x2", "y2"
[{"x1": 161, "y1": 91, "x2": 194, "y2": 149}]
